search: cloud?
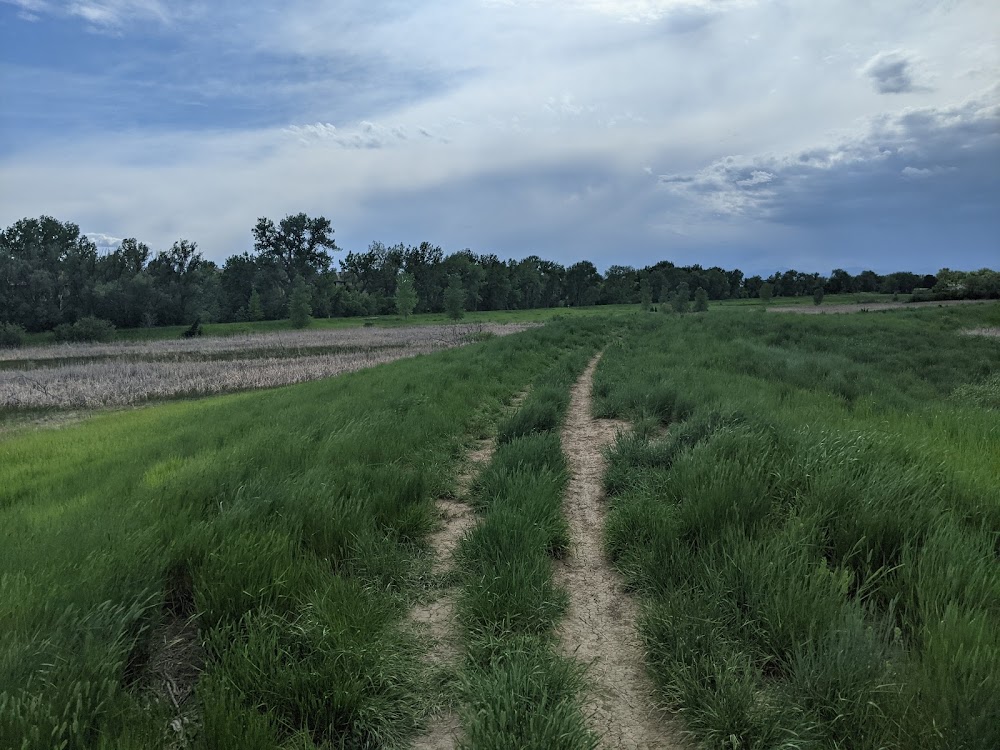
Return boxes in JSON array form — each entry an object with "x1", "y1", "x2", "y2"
[
  {"x1": 283, "y1": 121, "x2": 442, "y2": 149},
  {"x1": 658, "y1": 89, "x2": 1000, "y2": 229},
  {"x1": 862, "y1": 50, "x2": 923, "y2": 94},
  {"x1": 85, "y1": 232, "x2": 123, "y2": 250},
  {"x1": 2, "y1": 0, "x2": 172, "y2": 28},
  {"x1": 2, "y1": 0, "x2": 999, "y2": 276}
]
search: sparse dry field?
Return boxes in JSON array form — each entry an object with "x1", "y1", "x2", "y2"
[
  {"x1": 0, "y1": 323, "x2": 534, "y2": 411},
  {"x1": 964, "y1": 326, "x2": 1000, "y2": 338}
]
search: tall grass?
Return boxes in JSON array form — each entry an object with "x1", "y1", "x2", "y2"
[
  {"x1": 0, "y1": 317, "x2": 609, "y2": 749},
  {"x1": 595, "y1": 303, "x2": 1000, "y2": 750},
  {"x1": 455, "y1": 349, "x2": 601, "y2": 750}
]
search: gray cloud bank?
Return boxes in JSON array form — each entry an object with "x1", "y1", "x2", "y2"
[{"x1": 862, "y1": 50, "x2": 923, "y2": 94}]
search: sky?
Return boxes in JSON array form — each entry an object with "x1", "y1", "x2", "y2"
[{"x1": 0, "y1": 0, "x2": 997, "y2": 275}]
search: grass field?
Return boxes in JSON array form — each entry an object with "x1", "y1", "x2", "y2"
[
  {"x1": 593, "y1": 301, "x2": 1000, "y2": 749},
  {"x1": 19, "y1": 305, "x2": 638, "y2": 346},
  {"x1": 0, "y1": 318, "x2": 610, "y2": 749},
  {"x1": 2, "y1": 300, "x2": 997, "y2": 749}
]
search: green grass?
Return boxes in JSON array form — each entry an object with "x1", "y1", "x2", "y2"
[
  {"x1": 594, "y1": 302, "x2": 1000, "y2": 750},
  {"x1": 21, "y1": 305, "x2": 639, "y2": 346},
  {"x1": 715, "y1": 292, "x2": 902, "y2": 308},
  {"x1": 0, "y1": 317, "x2": 610, "y2": 749},
  {"x1": 454, "y1": 349, "x2": 602, "y2": 749}
]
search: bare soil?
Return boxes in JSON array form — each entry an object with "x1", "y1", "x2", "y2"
[
  {"x1": 411, "y1": 414, "x2": 520, "y2": 748},
  {"x1": 768, "y1": 298, "x2": 993, "y2": 315},
  {"x1": 138, "y1": 617, "x2": 205, "y2": 748},
  {"x1": 555, "y1": 355, "x2": 685, "y2": 749}
]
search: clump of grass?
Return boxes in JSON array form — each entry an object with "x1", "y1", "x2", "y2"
[
  {"x1": 459, "y1": 636, "x2": 595, "y2": 750},
  {"x1": 952, "y1": 373, "x2": 1000, "y2": 409},
  {"x1": 593, "y1": 305, "x2": 1000, "y2": 749}
]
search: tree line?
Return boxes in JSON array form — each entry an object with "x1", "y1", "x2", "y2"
[{"x1": 2, "y1": 214, "x2": 998, "y2": 335}]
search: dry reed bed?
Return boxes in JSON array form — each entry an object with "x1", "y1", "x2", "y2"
[{"x1": 0, "y1": 323, "x2": 535, "y2": 410}]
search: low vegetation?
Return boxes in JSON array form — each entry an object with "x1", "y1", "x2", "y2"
[
  {"x1": 0, "y1": 318, "x2": 603, "y2": 749},
  {"x1": 2, "y1": 298, "x2": 997, "y2": 749},
  {"x1": 455, "y1": 350, "x2": 603, "y2": 749},
  {"x1": 594, "y1": 302, "x2": 1000, "y2": 749}
]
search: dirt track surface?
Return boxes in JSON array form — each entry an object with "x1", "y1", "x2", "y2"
[
  {"x1": 768, "y1": 298, "x2": 993, "y2": 315},
  {"x1": 556, "y1": 355, "x2": 685, "y2": 750},
  {"x1": 410, "y1": 439, "x2": 494, "y2": 750}
]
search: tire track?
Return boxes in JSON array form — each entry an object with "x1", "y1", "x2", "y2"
[{"x1": 556, "y1": 354, "x2": 685, "y2": 750}]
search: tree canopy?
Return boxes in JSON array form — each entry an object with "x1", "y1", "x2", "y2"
[{"x1": 3, "y1": 213, "x2": 996, "y2": 336}]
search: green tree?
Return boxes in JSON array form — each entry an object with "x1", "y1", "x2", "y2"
[
  {"x1": 693, "y1": 286, "x2": 709, "y2": 312},
  {"x1": 565, "y1": 260, "x2": 601, "y2": 307},
  {"x1": 253, "y1": 213, "x2": 338, "y2": 292},
  {"x1": 672, "y1": 282, "x2": 690, "y2": 313},
  {"x1": 813, "y1": 286, "x2": 825, "y2": 306},
  {"x1": 759, "y1": 282, "x2": 774, "y2": 305},
  {"x1": 248, "y1": 287, "x2": 265, "y2": 321},
  {"x1": 288, "y1": 276, "x2": 312, "y2": 328},
  {"x1": 639, "y1": 277, "x2": 653, "y2": 311},
  {"x1": 443, "y1": 275, "x2": 465, "y2": 320},
  {"x1": 395, "y1": 271, "x2": 418, "y2": 319}
]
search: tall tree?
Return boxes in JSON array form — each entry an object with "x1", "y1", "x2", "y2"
[
  {"x1": 288, "y1": 276, "x2": 312, "y2": 328},
  {"x1": 443, "y1": 275, "x2": 465, "y2": 320},
  {"x1": 565, "y1": 260, "x2": 601, "y2": 307},
  {"x1": 395, "y1": 271, "x2": 418, "y2": 319},
  {"x1": 0, "y1": 216, "x2": 99, "y2": 331},
  {"x1": 253, "y1": 213, "x2": 338, "y2": 289}
]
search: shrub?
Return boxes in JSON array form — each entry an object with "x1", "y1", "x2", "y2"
[
  {"x1": 288, "y1": 277, "x2": 312, "y2": 329},
  {"x1": 53, "y1": 316, "x2": 115, "y2": 343},
  {"x1": 693, "y1": 287, "x2": 709, "y2": 313},
  {"x1": 0, "y1": 322, "x2": 26, "y2": 348},
  {"x1": 672, "y1": 283, "x2": 691, "y2": 314},
  {"x1": 182, "y1": 318, "x2": 203, "y2": 338},
  {"x1": 444, "y1": 275, "x2": 465, "y2": 321}
]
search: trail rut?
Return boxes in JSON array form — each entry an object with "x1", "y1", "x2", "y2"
[
  {"x1": 409, "y1": 440, "x2": 490, "y2": 750},
  {"x1": 556, "y1": 355, "x2": 685, "y2": 750}
]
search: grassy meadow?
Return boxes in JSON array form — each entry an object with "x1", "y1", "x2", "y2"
[
  {"x1": 2, "y1": 299, "x2": 997, "y2": 749},
  {"x1": 594, "y1": 302, "x2": 1000, "y2": 749},
  {"x1": 0, "y1": 318, "x2": 610, "y2": 749}
]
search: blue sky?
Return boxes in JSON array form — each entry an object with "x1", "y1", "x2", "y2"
[{"x1": 1, "y1": 0, "x2": 997, "y2": 275}]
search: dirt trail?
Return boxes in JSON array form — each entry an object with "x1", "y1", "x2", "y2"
[
  {"x1": 556, "y1": 355, "x2": 684, "y2": 750},
  {"x1": 411, "y1": 396, "x2": 525, "y2": 749}
]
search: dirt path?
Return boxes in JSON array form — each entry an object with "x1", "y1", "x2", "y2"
[
  {"x1": 556, "y1": 355, "x2": 684, "y2": 750},
  {"x1": 409, "y1": 440, "x2": 491, "y2": 750}
]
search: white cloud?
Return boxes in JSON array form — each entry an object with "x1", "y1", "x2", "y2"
[
  {"x1": 2, "y1": 0, "x2": 173, "y2": 28},
  {"x1": 2, "y1": 0, "x2": 999, "y2": 271},
  {"x1": 85, "y1": 232, "x2": 124, "y2": 250}
]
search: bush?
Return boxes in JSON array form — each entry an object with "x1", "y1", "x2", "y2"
[
  {"x1": 693, "y1": 287, "x2": 709, "y2": 313},
  {"x1": 182, "y1": 318, "x2": 203, "y2": 338},
  {"x1": 53, "y1": 316, "x2": 115, "y2": 343},
  {"x1": 0, "y1": 322, "x2": 26, "y2": 348}
]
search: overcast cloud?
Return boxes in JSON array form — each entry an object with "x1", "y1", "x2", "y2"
[{"x1": 1, "y1": 0, "x2": 997, "y2": 273}]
